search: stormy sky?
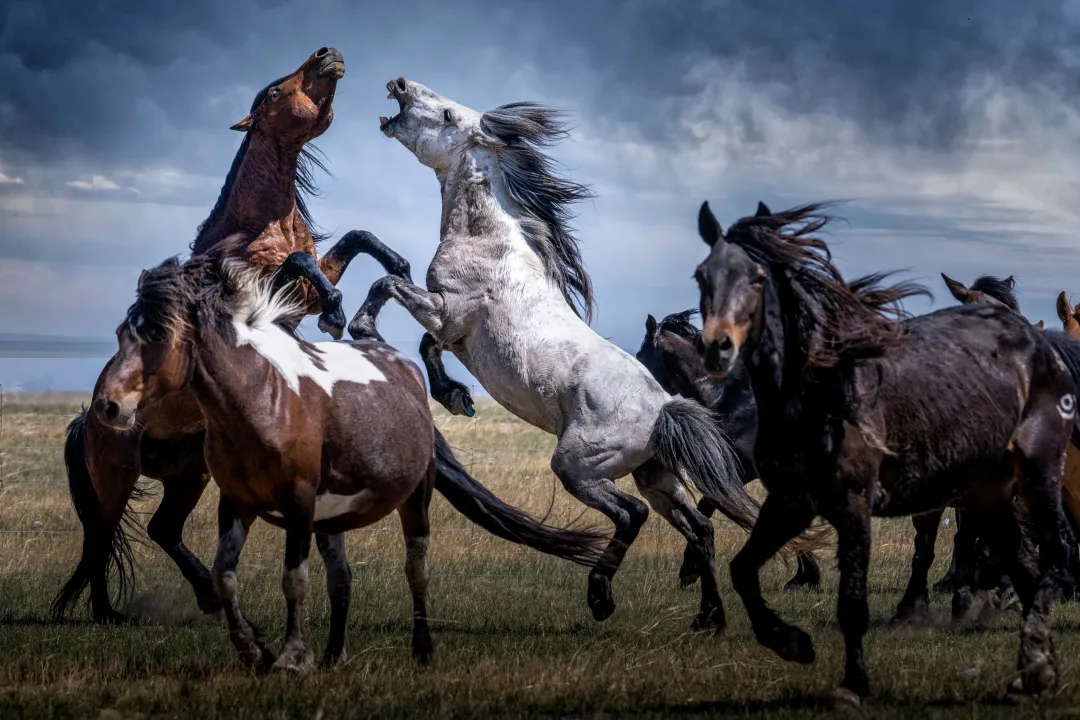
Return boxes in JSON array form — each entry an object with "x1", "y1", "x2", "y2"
[{"x1": 2, "y1": 0, "x2": 1080, "y2": 391}]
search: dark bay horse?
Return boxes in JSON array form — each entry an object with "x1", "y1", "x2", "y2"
[
  {"x1": 635, "y1": 308, "x2": 822, "y2": 591},
  {"x1": 95, "y1": 254, "x2": 438, "y2": 671},
  {"x1": 694, "y1": 201, "x2": 1079, "y2": 704},
  {"x1": 54, "y1": 50, "x2": 604, "y2": 623}
]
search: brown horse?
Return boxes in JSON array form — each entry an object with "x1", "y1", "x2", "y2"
[
  {"x1": 95, "y1": 253, "x2": 436, "y2": 671},
  {"x1": 1057, "y1": 292, "x2": 1080, "y2": 340},
  {"x1": 54, "y1": 49, "x2": 603, "y2": 623}
]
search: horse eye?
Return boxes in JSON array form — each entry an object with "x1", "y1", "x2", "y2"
[
  {"x1": 443, "y1": 109, "x2": 454, "y2": 124},
  {"x1": 268, "y1": 87, "x2": 282, "y2": 102}
]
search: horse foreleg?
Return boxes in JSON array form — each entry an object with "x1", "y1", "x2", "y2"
[
  {"x1": 147, "y1": 472, "x2": 219, "y2": 614},
  {"x1": 319, "y1": 229, "x2": 413, "y2": 285},
  {"x1": 420, "y1": 332, "x2": 474, "y2": 417},
  {"x1": 892, "y1": 509, "x2": 941, "y2": 624},
  {"x1": 348, "y1": 275, "x2": 446, "y2": 342},
  {"x1": 212, "y1": 497, "x2": 273, "y2": 672},
  {"x1": 275, "y1": 252, "x2": 346, "y2": 340}
]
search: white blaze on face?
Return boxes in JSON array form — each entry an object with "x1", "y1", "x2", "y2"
[{"x1": 233, "y1": 312, "x2": 386, "y2": 395}]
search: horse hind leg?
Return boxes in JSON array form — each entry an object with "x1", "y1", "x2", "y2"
[
  {"x1": 551, "y1": 447, "x2": 649, "y2": 623},
  {"x1": 634, "y1": 461, "x2": 726, "y2": 632},
  {"x1": 315, "y1": 532, "x2": 352, "y2": 668},
  {"x1": 1004, "y1": 392, "x2": 1075, "y2": 701},
  {"x1": 399, "y1": 465, "x2": 435, "y2": 666}
]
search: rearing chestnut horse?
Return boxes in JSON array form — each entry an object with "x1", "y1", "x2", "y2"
[{"x1": 54, "y1": 50, "x2": 603, "y2": 622}]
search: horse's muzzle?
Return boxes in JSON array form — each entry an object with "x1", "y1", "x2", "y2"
[{"x1": 317, "y1": 47, "x2": 345, "y2": 79}]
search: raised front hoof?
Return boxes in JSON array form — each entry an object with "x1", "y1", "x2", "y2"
[
  {"x1": 827, "y1": 687, "x2": 863, "y2": 712},
  {"x1": 587, "y1": 574, "x2": 616, "y2": 622},
  {"x1": 271, "y1": 647, "x2": 315, "y2": 675},
  {"x1": 678, "y1": 553, "x2": 702, "y2": 587},
  {"x1": 890, "y1": 597, "x2": 930, "y2": 626},
  {"x1": 760, "y1": 624, "x2": 815, "y2": 664},
  {"x1": 347, "y1": 316, "x2": 383, "y2": 343},
  {"x1": 318, "y1": 308, "x2": 347, "y2": 341},
  {"x1": 447, "y1": 388, "x2": 475, "y2": 417},
  {"x1": 691, "y1": 606, "x2": 727, "y2": 634}
]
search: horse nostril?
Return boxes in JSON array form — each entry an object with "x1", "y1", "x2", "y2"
[
  {"x1": 315, "y1": 47, "x2": 329, "y2": 57},
  {"x1": 103, "y1": 400, "x2": 120, "y2": 422},
  {"x1": 718, "y1": 336, "x2": 734, "y2": 354},
  {"x1": 396, "y1": 77, "x2": 407, "y2": 92}
]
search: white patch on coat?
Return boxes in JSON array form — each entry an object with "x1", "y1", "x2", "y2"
[{"x1": 232, "y1": 308, "x2": 386, "y2": 396}]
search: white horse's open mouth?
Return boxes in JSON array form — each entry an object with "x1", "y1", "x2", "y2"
[{"x1": 379, "y1": 81, "x2": 407, "y2": 133}]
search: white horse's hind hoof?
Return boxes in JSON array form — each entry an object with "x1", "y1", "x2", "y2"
[{"x1": 827, "y1": 687, "x2": 862, "y2": 712}]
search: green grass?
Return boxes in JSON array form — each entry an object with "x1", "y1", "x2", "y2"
[{"x1": 1, "y1": 394, "x2": 1078, "y2": 718}]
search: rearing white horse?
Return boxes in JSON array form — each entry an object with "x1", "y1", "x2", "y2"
[{"x1": 349, "y1": 77, "x2": 761, "y2": 631}]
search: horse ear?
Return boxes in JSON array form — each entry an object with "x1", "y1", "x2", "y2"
[
  {"x1": 755, "y1": 201, "x2": 772, "y2": 217},
  {"x1": 1057, "y1": 292, "x2": 1072, "y2": 322},
  {"x1": 645, "y1": 314, "x2": 658, "y2": 337},
  {"x1": 230, "y1": 115, "x2": 254, "y2": 132},
  {"x1": 698, "y1": 202, "x2": 724, "y2": 247},
  {"x1": 1004, "y1": 275, "x2": 1016, "y2": 289},
  {"x1": 1034, "y1": 319, "x2": 1045, "y2": 330},
  {"x1": 941, "y1": 273, "x2": 970, "y2": 303}
]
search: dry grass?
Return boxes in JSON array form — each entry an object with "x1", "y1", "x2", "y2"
[{"x1": 1, "y1": 393, "x2": 1079, "y2": 718}]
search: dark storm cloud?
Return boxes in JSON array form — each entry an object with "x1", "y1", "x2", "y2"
[{"x1": 6, "y1": 0, "x2": 1080, "y2": 180}]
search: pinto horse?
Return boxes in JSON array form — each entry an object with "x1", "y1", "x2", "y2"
[
  {"x1": 694, "y1": 202, "x2": 1079, "y2": 704},
  {"x1": 95, "y1": 254, "x2": 437, "y2": 671},
  {"x1": 635, "y1": 308, "x2": 823, "y2": 591},
  {"x1": 54, "y1": 51, "x2": 604, "y2": 623}
]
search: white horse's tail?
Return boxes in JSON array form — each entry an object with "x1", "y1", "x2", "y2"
[{"x1": 652, "y1": 398, "x2": 760, "y2": 532}]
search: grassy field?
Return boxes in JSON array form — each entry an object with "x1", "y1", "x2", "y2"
[{"x1": 1, "y1": 393, "x2": 1080, "y2": 718}]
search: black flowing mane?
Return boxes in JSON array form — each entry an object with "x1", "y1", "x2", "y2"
[
  {"x1": 480, "y1": 103, "x2": 595, "y2": 321},
  {"x1": 725, "y1": 204, "x2": 929, "y2": 368},
  {"x1": 657, "y1": 309, "x2": 701, "y2": 342}
]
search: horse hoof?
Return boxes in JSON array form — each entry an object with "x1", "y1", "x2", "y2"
[
  {"x1": 890, "y1": 599, "x2": 930, "y2": 626},
  {"x1": 412, "y1": 644, "x2": 434, "y2": 667},
  {"x1": 271, "y1": 649, "x2": 315, "y2": 675},
  {"x1": 321, "y1": 649, "x2": 348, "y2": 669},
  {"x1": 587, "y1": 574, "x2": 616, "y2": 622},
  {"x1": 449, "y1": 389, "x2": 475, "y2": 418},
  {"x1": 318, "y1": 311, "x2": 346, "y2": 341},
  {"x1": 769, "y1": 625, "x2": 815, "y2": 664},
  {"x1": 94, "y1": 609, "x2": 127, "y2": 625},
  {"x1": 347, "y1": 317, "x2": 382, "y2": 343},
  {"x1": 691, "y1": 607, "x2": 726, "y2": 634},
  {"x1": 828, "y1": 687, "x2": 863, "y2": 712}
]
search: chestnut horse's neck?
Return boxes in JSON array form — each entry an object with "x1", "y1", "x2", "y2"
[
  {"x1": 191, "y1": 133, "x2": 312, "y2": 257},
  {"x1": 1065, "y1": 315, "x2": 1080, "y2": 341}
]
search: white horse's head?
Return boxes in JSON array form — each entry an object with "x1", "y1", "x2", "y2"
[{"x1": 379, "y1": 77, "x2": 504, "y2": 171}]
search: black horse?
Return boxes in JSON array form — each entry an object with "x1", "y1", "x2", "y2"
[
  {"x1": 694, "y1": 201, "x2": 1079, "y2": 704},
  {"x1": 636, "y1": 308, "x2": 821, "y2": 590}
]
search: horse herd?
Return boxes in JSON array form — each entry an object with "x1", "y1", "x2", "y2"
[{"x1": 36, "y1": 47, "x2": 1080, "y2": 708}]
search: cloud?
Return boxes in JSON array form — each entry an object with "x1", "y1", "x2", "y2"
[
  {"x1": 65, "y1": 174, "x2": 120, "y2": 190},
  {"x1": 0, "y1": 172, "x2": 24, "y2": 184}
]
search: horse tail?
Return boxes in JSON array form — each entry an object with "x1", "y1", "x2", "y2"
[
  {"x1": 51, "y1": 409, "x2": 137, "y2": 620},
  {"x1": 433, "y1": 429, "x2": 607, "y2": 566},
  {"x1": 652, "y1": 398, "x2": 760, "y2": 531},
  {"x1": 651, "y1": 399, "x2": 832, "y2": 556}
]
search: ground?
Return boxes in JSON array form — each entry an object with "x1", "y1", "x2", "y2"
[{"x1": 1, "y1": 393, "x2": 1078, "y2": 719}]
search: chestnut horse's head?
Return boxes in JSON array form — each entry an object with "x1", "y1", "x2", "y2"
[
  {"x1": 1058, "y1": 292, "x2": 1080, "y2": 340},
  {"x1": 231, "y1": 47, "x2": 345, "y2": 144},
  {"x1": 94, "y1": 259, "x2": 200, "y2": 430}
]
